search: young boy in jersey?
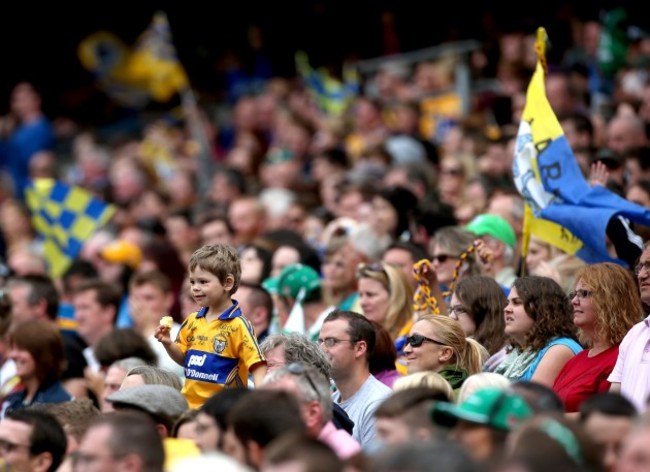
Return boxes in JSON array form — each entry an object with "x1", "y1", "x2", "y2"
[{"x1": 155, "y1": 244, "x2": 267, "y2": 409}]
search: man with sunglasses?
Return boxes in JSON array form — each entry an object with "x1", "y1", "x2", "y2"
[
  {"x1": 319, "y1": 309, "x2": 392, "y2": 451},
  {"x1": 262, "y1": 362, "x2": 361, "y2": 460}
]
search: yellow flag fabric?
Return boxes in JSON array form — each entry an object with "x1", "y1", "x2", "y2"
[
  {"x1": 78, "y1": 11, "x2": 188, "y2": 108},
  {"x1": 25, "y1": 179, "x2": 116, "y2": 278},
  {"x1": 514, "y1": 27, "x2": 650, "y2": 266}
]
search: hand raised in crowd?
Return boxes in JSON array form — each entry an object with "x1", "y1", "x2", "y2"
[
  {"x1": 589, "y1": 160, "x2": 610, "y2": 187},
  {"x1": 474, "y1": 239, "x2": 495, "y2": 276},
  {"x1": 413, "y1": 258, "x2": 439, "y2": 288}
]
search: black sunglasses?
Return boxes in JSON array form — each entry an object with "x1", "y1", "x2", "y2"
[
  {"x1": 432, "y1": 254, "x2": 458, "y2": 264},
  {"x1": 286, "y1": 362, "x2": 320, "y2": 401},
  {"x1": 405, "y1": 333, "x2": 446, "y2": 348}
]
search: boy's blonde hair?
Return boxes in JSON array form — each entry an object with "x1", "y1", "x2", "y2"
[{"x1": 188, "y1": 244, "x2": 241, "y2": 294}]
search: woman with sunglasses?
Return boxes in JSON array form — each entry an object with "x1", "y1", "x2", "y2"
[
  {"x1": 552, "y1": 263, "x2": 642, "y2": 413},
  {"x1": 429, "y1": 226, "x2": 482, "y2": 298},
  {"x1": 495, "y1": 276, "x2": 582, "y2": 387},
  {"x1": 403, "y1": 314, "x2": 488, "y2": 393},
  {"x1": 356, "y1": 261, "x2": 414, "y2": 374},
  {"x1": 448, "y1": 275, "x2": 509, "y2": 372}
]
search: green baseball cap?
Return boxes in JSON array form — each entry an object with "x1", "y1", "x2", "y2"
[
  {"x1": 466, "y1": 214, "x2": 517, "y2": 248},
  {"x1": 265, "y1": 264, "x2": 321, "y2": 302},
  {"x1": 431, "y1": 388, "x2": 532, "y2": 431}
]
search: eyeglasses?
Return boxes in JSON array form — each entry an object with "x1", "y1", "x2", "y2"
[
  {"x1": 318, "y1": 337, "x2": 355, "y2": 348},
  {"x1": 635, "y1": 261, "x2": 650, "y2": 277},
  {"x1": 0, "y1": 438, "x2": 30, "y2": 454},
  {"x1": 568, "y1": 289, "x2": 593, "y2": 300},
  {"x1": 287, "y1": 362, "x2": 320, "y2": 401},
  {"x1": 405, "y1": 334, "x2": 446, "y2": 348},
  {"x1": 432, "y1": 254, "x2": 458, "y2": 264},
  {"x1": 448, "y1": 305, "x2": 467, "y2": 317}
]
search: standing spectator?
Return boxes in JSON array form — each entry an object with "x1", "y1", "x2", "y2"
[
  {"x1": 553, "y1": 263, "x2": 642, "y2": 412},
  {"x1": 155, "y1": 244, "x2": 266, "y2": 409},
  {"x1": 495, "y1": 276, "x2": 582, "y2": 386},
  {"x1": 0, "y1": 81, "x2": 55, "y2": 200},
  {"x1": 0, "y1": 408, "x2": 67, "y2": 472},
  {"x1": 609, "y1": 242, "x2": 650, "y2": 410},
  {"x1": 319, "y1": 309, "x2": 392, "y2": 450}
]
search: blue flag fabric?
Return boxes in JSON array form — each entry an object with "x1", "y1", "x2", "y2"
[{"x1": 514, "y1": 27, "x2": 648, "y2": 266}]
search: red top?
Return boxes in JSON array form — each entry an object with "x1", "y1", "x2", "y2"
[{"x1": 552, "y1": 345, "x2": 619, "y2": 412}]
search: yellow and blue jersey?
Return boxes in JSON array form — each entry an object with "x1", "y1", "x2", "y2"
[{"x1": 175, "y1": 301, "x2": 265, "y2": 409}]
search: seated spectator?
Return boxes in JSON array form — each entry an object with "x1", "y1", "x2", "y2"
[
  {"x1": 505, "y1": 413, "x2": 603, "y2": 472},
  {"x1": 262, "y1": 432, "x2": 344, "y2": 472},
  {"x1": 403, "y1": 314, "x2": 488, "y2": 393},
  {"x1": 375, "y1": 387, "x2": 450, "y2": 446},
  {"x1": 224, "y1": 389, "x2": 307, "y2": 470},
  {"x1": 579, "y1": 392, "x2": 637, "y2": 472},
  {"x1": 431, "y1": 387, "x2": 533, "y2": 462},
  {"x1": 495, "y1": 276, "x2": 582, "y2": 386},
  {"x1": 553, "y1": 263, "x2": 641, "y2": 412},
  {"x1": 392, "y1": 371, "x2": 454, "y2": 402},
  {"x1": 1, "y1": 320, "x2": 72, "y2": 416},
  {"x1": 120, "y1": 365, "x2": 183, "y2": 391},
  {"x1": 100, "y1": 357, "x2": 150, "y2": 412},
  {"x1": 509, "y1": 381, "x2": 565, "y2": 414},
  {"x1": 106, "y1": 384, "x2": 189, "y2": 438},
  {"x1": 262, "y1": 362, "x2": 361, "y2": 460},
  {"x1": 75, "y1": 410, "x2": 165, "y2": 472},
  {"x1": 0, "y1": 408, "x2": 67, "y2": 472},
  {"x1": 195, "y1": 388, "x2": 252, "y2": 454},
  {"x1": 448, "y1": 275, "x2": 509, "y2": 372}
]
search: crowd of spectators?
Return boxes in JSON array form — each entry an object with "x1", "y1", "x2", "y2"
[{"x1": 0, "y1": 6, "x2": 649, "y2": 472}]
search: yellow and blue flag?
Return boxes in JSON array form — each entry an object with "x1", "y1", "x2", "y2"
[
  {"x1": 514, "y1": 27, "x2": 648, "y2": 266},
  {"x1": 78, "y1": 11, "x2": 189, "y2": 108},
  {"x1": 295, "y1": 51, "x2": 359, "y2": 117},
  {"x1": 25, "y1": 179, "x2": 116, "y2": 278}
]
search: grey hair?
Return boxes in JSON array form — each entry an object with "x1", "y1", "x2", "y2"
[
  {"x1": 259, "y1": 333, "x2": 332, "y2": 379},
  {"x1": 349, "y1": 223, "x2": 392, "y2": 261},
  {"x1": 111, "y1": 357, "x2": 150, "y2": 373},
  {"x1": 263, "y1": 362, "x2": 333, "y2": 423},
  {"x1": 126, "y1": 365, "x2": 183, "y2": 391}
]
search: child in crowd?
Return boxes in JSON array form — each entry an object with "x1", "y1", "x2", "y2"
[{"x1": 156, "y1": 244, "x2": 267, "y2": 409}]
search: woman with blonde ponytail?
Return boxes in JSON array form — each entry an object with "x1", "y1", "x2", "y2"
[{"x1": 402, "y1": 314, "x2": 489, "y2": 393}]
